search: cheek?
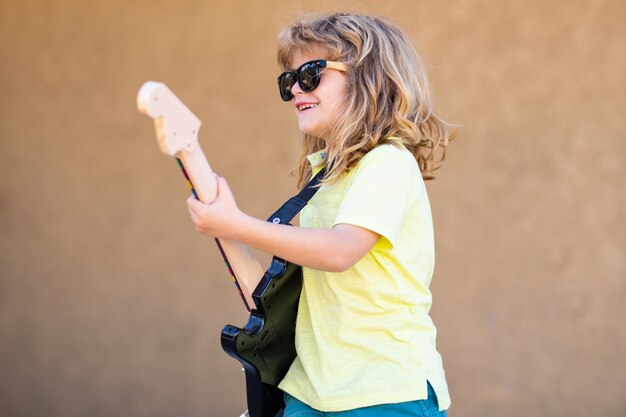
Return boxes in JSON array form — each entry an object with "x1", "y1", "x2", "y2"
[
  {"x1": 327, "y1": 78, "x2": 349, "y2": 113},
  {"x1": 325, "y1": 91, "x2": 347, "y2": 124}
]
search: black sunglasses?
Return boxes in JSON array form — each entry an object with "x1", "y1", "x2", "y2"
[{"x1": 277, "y1": 60, "x2": 347, "y2": 101}]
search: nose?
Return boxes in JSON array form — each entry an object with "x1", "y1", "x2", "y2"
[{"x1": 290, "y1": 81, "x2": 303, "y2": 97}]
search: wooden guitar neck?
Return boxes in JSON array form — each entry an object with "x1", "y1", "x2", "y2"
[{"x1": 137, "y1": 81, "x2": 263, "y2": 310}]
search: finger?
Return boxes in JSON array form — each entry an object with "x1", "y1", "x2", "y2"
[
  {"x1": 186, "y1": 195, "x2": 197, "y2": 210},
  {"x1": 186, "y1": 201, "x2": 199, "y2": 220},
  {"x1": 187, "y1": 210, "x2": 198, "y2": 224},
  {"x1": 186, "y1": 195, "x2": 207, "y2": 214}
]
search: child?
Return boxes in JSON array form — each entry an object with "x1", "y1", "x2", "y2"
[{"x1": 187, "y1": 12, "x2": 454, "y2": 417}]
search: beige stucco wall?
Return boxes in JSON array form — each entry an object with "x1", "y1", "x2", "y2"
[{"x1": 1, "y1": 0, "x2": 624, "y2": 416}]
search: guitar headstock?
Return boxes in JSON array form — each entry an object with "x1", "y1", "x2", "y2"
[{"x1": 137, "y1": 81, "x2": 201, "y2": 156}]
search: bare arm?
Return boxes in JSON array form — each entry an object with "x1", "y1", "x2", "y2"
[{"x1": 187, "y1": 175, "x2": 380, "y2": 272}]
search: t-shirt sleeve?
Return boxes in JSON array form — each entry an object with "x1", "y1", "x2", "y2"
[{"x1": 333, "y1": 145, "x2": 414, "y2": 248}]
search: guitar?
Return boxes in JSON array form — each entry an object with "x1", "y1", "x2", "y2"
[
  {"x1": 137, "y1": 81, "x2": 263, "y2": 311},
  {"x1": 138, "y1": 82, "x2": 322, "y2": 417}
]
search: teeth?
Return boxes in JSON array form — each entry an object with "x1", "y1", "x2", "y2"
[{"x1": 298, "y1": 103, "x2": 318, "y2": 111}]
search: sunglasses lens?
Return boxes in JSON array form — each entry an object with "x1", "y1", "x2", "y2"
[
  {"x1": 278, "y1": 72, "x2": 296, "y2": 101},
  {"x1": 298, "y1": 62, "x2": 321, "y2": 92}
]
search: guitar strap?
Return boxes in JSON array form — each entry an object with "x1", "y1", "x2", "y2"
[{"x1": 266, "y1": 168, "x2": 326, "y2": 225}]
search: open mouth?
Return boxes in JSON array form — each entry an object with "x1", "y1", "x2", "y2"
[{"x1": 297, "y1": 103, "x2": 318, "y2": 112}]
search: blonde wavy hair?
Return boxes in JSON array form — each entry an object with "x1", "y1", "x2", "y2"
[{"x1": 277, "y1": 13, "x2": 457, "y2": 188}]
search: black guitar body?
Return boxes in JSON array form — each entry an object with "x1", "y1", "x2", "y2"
[
  {"x1": 220, "y1": 169, "x2": 325, "y2": 417},
  {"x1": 221, "y1": 257, "x2": 302, "y2": 417}
]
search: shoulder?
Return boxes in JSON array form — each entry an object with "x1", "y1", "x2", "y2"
[{"x1": 355, "y1": 143, "x2": 418, "y2": 176}]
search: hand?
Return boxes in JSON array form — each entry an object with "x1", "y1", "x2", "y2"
[{"x1": 186, "y1": 175, "x2": 245, "y2": 239}]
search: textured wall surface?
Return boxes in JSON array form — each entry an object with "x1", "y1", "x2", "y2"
[{"x1": 1, "y1": 0, "x2": 624, "y2": 416}]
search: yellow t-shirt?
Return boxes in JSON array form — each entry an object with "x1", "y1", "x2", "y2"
[{"x1": 278, "y1": 143, "x2": 451, "y2": 412}]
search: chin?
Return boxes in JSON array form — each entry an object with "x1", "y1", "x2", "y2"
[
  {"x1": 298, "y1": 124, "x2": 320, "y2": 137},
  {"x1": 299, "y1": 121, "x2": 329, "y2": 136}
]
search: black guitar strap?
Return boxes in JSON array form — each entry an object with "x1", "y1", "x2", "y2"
[{"x1": 266, "y1": 168, "x2": 326, "y2": 225}]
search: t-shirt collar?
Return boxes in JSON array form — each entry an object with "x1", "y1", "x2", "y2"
[
  {"x1": 306, "y1": 149, "x2": 327, "y2": 167},
  {"x1": 305, "y1": 137, "x2": 402, "y2": 171}
]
